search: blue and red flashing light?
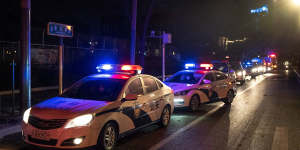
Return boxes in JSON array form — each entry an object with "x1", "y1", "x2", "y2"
[
  {"x1": 185, "y1": 63, "x2": 196, "y2": 69},
  {"x1": 92, "y1": 74, "x2": 131, "y2": 79},
  {"x1": 184, "y1": 63, "x2": 214, "y2": 70},
  {"x1": 96, "y1": 64, "x2": 142, "y2": 75}
]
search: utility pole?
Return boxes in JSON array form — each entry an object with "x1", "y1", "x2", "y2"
[
  {"x1": 20, "y1": 0, "x2": 31, "y2": 112},
  {"x1": 130, "y1": 0, "x2": 137, "y2": 65}
]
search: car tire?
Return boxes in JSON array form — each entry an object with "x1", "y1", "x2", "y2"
[
  {"x1": 159, "y1": 106, "x2": 171, "y2": 128},
  {"x1": 189, "y1": 95, "x2": 200, "y2": 112},
  {"x1": 224, "y1": 90, "x2": 234, "y2": 105},
  {"x1": 97, "y1": 122, "x2": 118, "y2": 150}
]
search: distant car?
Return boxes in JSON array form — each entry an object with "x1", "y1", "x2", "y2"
[
  {"x1": 249, "y1": 65, "x2": 266, "y2": 77},
  {"x1": 165, "y1": 64, "x2": 237, "y2": 111},
  {"x1": 231, "y1": 63, "x2": 247, "y2": 85},
  {"x1": 22, "y1": 64, "x2": 174, "y2": 150},
  {"x1": 212, "y1": 61, "x2": 236, "y2": 82}
]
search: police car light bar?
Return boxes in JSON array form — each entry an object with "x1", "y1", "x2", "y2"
[
  {"x1": 96, "y1": 64, "x2": 143, "y2": 74},
  {"x1": 96, "y1": 64, "x2": 114, "y2": 72},
  {"x1": 200, "y1": 64, "x2": 213, "y2": 70},
  {"x1": 121, "y1": 65, "x2": 142, "y2": 71},
  {"x1": 185, "y1": 63, "x2": 196, "y2": 69}
]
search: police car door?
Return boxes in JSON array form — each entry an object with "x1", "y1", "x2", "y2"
[
  {"x1": 202, "y1": 72, "x2": 218, "y2": 101},
  {"x1": 214, "y1": 72, "x2": 228, "y2": 98},
  {"x1": 122, "y1": 78, "x2": 145, "y2": 128},
  {"x1": 139, "y1": 77, "x2": 162, "y2": 123}
]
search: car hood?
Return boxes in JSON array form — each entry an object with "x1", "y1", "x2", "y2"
[
  {"x1": 31, "y1": 97, "x2": 116, "y2": 119},
  {"x1": 164, "y1": 82, "x2": 196, "y2": 92}
]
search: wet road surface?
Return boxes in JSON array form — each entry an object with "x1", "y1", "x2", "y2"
[{"x1": 1, "y1": 70, "x2": 300, "y2": 150}]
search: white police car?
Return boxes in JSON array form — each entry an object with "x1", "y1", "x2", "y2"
[
  {"x1": 165, "y1": 63, "x2": 236, "y2": 111},
  {"x1": 22, "y1": 64, "x2": 174, "y2": 150}
]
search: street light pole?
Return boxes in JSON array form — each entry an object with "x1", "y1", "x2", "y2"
[
  {"x1": 162, "y1": 41, "x2": 166, "y2": 81},
  {"x1": 20, "y1": 0, "x2": 31, "y2": 112},
  {"x1": 130, "y1": 0, "x2": 137, "y2": 65}
]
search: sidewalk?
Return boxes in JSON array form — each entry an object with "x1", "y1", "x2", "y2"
[{"x1": 0, "y1": 115, "x2": 22, "y2": 139}]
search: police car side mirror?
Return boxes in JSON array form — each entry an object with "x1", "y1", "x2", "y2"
[
  {"x1": 201, "y1": 79, "x2": 212, "y2": 85},
  {"x1": 121, "y1": 94, "x2": 138, "y2": 102}
]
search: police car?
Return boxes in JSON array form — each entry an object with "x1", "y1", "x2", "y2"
[
  {"x1": 165, "y1": 63, "x2": 236, "y2": 111},
  {"x1": 22, "y1": 64, "x2": 174, "y2": 150}
]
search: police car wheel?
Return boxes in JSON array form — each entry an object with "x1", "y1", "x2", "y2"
[
  {"x1": 189, "y1": 95, "x2": 200, "y2": 112},
  {"x1": 98, "y1": 122, "x2": 118, "y2": 150},
  {"x1": 160, "y1": 106, "x2": 171, "y2": 127},
  {"x1": 224, "y1": 90, "x2": 234, "y2": 105}
]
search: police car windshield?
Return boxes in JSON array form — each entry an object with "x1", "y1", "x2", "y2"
[
  {"x1": 212, "y1": 63, "x2": 227, "y2": 71},
  {"x1": 61, "y1": 77, "x2": 127, "y2": 101},
  {"x1": 165, "y1": 72, "x2": 204, "y2": 84}
]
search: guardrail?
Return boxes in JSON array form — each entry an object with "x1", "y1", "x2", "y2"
[
  {"x1": 0, "y1": 86, "x2": 58, "y2": 115},
  {"x1": 0, "y1": 86, "x2": 58, "y2": 96}
]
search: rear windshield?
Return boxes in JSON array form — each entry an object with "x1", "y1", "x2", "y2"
[
  {"x1": 165, "y1": 72, "x2": 204, "y2": 84},
  {"x1": 61, "y1": 77, "x2": 127, "y2": 101}
]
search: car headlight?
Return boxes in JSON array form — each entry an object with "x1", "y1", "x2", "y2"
[
  {"x1": 237, "y1": 71, "x2": 243, "y2": 76},
  {"x1": 174, "y1": 98, "x2": 184, "y2": 103},
  {"x1": 65, "y1": 114, "x2": 93, "y2": 129},
  {"x1": 23, "y1": 108, "x2": 31, "y2": 124},
  {"x1": 243, "y1": 70, "x2": 246, "y2": 76},
  {"x1": 251, "y1": 68, "x2": 257, "y2": 73}
]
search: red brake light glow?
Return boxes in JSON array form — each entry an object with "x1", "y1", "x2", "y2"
[
  {"x1": 121, "y1": 65, "x2": 142, "y2": 71},
  {"x1": 270, "y1": 54, "x2": 276, "y2": 58},
  {"x1": 200, "y1": 64, "x2": 213, "y2": 70}
]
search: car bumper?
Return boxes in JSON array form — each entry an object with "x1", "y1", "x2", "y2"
[
  {"x1": 173, "y1": 96, "x2": 189, "y2": 107},
  {"x1": 235, "y1": 76, "x2": 244, "y2": 81},
  {"x1": 22, "y1": 122, "x2": 98, "y2": 149}
]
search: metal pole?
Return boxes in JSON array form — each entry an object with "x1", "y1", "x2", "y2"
[
  {"x1": 20, "y1": 0, "x2": 31, "y2": 112},
  {"x1": 11, "y1": 59, "x2": 16, "y2": 114},
  {"x1": 162, "y1": 31, "x2": 166, "y2": 81},
  {"x1": 42, "y1": 28, "x2": 45, "y2": 47},
  {"x1": 162, "y1": 43, "x2": 166, "y2": 81},
  {"x1": 59, "y1": 38, "x2": 64, "y2": 95},
  {"x1": 130, "y1": 0, "x2": 137, "y2": 65}
]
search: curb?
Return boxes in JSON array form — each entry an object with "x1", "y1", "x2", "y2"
[{"x1": 0, "y1": 124, "x2": 21, "y2": 139}]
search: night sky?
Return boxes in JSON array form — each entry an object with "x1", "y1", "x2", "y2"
[{"x1": 1, "y1": 0, "x2": 300, "y2": 58}]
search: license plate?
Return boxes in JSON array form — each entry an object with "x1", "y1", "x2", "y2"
[{"x1": 31, "y1": 129, "x2": 50, "y2": 140}]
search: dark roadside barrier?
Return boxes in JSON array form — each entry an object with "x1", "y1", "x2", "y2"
[{"x1": 0, "y1": 87, "x2": 58, "y2": 116}]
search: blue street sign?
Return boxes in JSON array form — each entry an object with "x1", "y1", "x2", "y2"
[{"x1": 47, "y1": 22, "x2": 73, "y2": 38}]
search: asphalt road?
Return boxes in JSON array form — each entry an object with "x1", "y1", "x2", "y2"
[{"x1": 1, "y1": 70, "x2": 300, "y2": 150}]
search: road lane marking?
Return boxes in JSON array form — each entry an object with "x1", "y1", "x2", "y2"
[
  {"x1": 149, "y1": 76, "x2": 268, "y2": 150},
  {"x1": 271, "y1": 127, "x2": 288, "y2": 150},
  {"x1": 294, "y1": 69, "x2": 300, "y2": 81},
  {"x1": 149, "y1": 105, "x2": 222, "y2": 150},
  {"x1": 236, "y1": 76, "x2": 267, "y2": 97}
]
